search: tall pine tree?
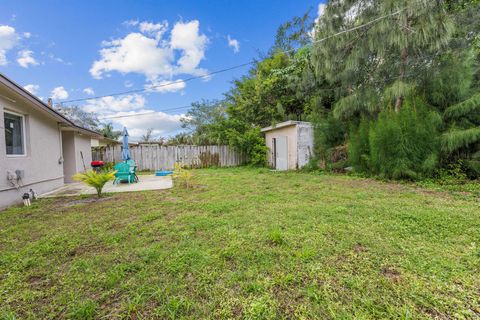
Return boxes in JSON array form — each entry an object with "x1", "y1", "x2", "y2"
[{"x1": 311, "y1": 0, "x2": 454, "y2": 119}]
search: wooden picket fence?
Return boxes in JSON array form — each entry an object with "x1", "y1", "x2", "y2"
[{"x1": 92, "y1": 144, "x2": 247, "y2": 170}]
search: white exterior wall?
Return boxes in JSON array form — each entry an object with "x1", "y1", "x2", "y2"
[
  {"x1": 91, "y1": 138, "x2": 100, "y2": 147},
  {"x1": 62, "y1": 131, "x2": 76, "y2": 183},
  {"x1": 296, "y1": 123, "x2": 314, "y2": 169},
  {"x1": 62, "y1": 131, "x2": 92, "y2": 183},
  {"x1": 74, "y1": 133, "x2": 92, "y2": 173},
  {"x1": 264, "y1": 125, "x2": 297, "y2": 170},
  {"x1": 0, "y1": 91, "x2": 64, "y2": 209}
]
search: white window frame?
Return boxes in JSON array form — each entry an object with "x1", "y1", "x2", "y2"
[{"x1": 4, "y1": 110, "x2": 27, "y2": 157}]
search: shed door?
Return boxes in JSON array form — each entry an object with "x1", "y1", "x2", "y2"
[{"x1": 275, "y1": 136, "x2": 288, "y2": 171}]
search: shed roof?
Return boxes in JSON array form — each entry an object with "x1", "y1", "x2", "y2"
[{"x1": 260, "y1": 120, "x2": 312, "y2": 133}]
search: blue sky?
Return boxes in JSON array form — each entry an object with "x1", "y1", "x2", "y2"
[{"x1": 0, "y1": 0, "x2": 324, "y2": 140}]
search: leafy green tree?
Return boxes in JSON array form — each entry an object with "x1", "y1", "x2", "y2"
[
  {"x1": 272, "y1": 10, "x2": 315, "y2": 55},
  {"x1": 55, "y1": 104, "x2": 100, "y2": 130},
  {"x1": 225, "y1": 53, "x2": 302, "y2": 128},
  {"x1": 167, "y1": 133, "x2": 196, "y2": 145},
  {"x1": 180, "y1": 100, "x2": 227, "y2": 144},
  {"x1": 100, "y1": 123, "x2": 121, "y2": 140},
  {"x1": 141, "y1": 128, "x2": 154, "y2": 142},
  {"x1": 219, "y1": 118, "x2": 268, "y2": 166}
]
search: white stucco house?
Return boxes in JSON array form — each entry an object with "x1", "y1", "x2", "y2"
[
  {"x1": 261, "y1": 120, "x2": 314, "y2": 170},
  {"x1": 1, "y1": 73, "x2": 102, "y2": 209},
  {"x1": 91, "y1": 136, "x2": 121, "y2": 148}
]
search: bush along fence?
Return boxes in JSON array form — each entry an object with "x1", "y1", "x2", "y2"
[{"x1": 92, "y1": 145, "x2": 248, "y2": 170}]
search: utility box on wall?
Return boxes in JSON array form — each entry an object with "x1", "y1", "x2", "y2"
[
  {"x1": 15, "y1": 169, "x2": 25, "y2": 179},
  {"x1": 261, "y1": 121, "x2": 314, "y2": 171}
]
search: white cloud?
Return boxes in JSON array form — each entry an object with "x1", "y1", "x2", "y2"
[
  {"x1": 310, "y1": 3, "x2": 327, "y2": 38},
  {"x1": 24, "y1": 84, "x2": 39, "y2": 95},
  {"x1": 139, "y1": 21, "x2": 168, "y2": 39},
  {"x1": 227, "y1": 35, "x2": 240, "y2": 53},
  {"x1": 83, "y1": 87, "x2": 95, "y2": 95},
  {"x1": 17, "y1": 49, "x2": 38, "y2": 68},
  {"x1": 123, "y1": 19, "x2": 139, "y2": 27},
  {"x1": 90, "y1": 32, "x2": 174, "y2": 80},
  {"x1": 51, "y1": 86, "x2": 69, "y2": 100},
  {"x1": 317, "y1": 3, "x2": 326, "y2": 19},
  {"x1": 345, "y1": 2, "x2": 371, "y2": 22},
  {"x1": 82, "y1": 94, "x2": 145, "y2": 114},
  {"x1": 90, "y1": 19, "x2": 209, "y2": 87},
  {"x1": 144, "y1": 78, "x2": 186, "y2": 93},
  {"x1": 23, "y1": 32, "x2": 31, "y2": 38},
  {"x1": 47, "y1": 53, "x2": 71, "y2": 65},
  {"x1": 0, "y1": 25, "x2": 19, "y2": 65},
  {"x1": 79, "y1": 93, "x2": 183, "y2": 139},
  {"x1": 111, "y1": 110, "x2": 183, "y2": 140},
  {"x1": 170, "y1": 20, "x2": 208, "y2": 76}
]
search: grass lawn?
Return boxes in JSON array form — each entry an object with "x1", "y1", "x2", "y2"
[{"x1": 1, "y1": 167, "x2": 479, "y2": 319}]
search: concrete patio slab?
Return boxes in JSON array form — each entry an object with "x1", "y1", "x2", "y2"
[{"x1": 41, "y1": 175, "x2": 173, "y2": 197}]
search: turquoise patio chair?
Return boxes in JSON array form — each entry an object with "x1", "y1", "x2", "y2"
[
  {"x1": 126, "y1": 159, "x2": 139, "y2": 182},
  {"x1": 113, "y1": 162, "x2": 136, "y2": 184}
]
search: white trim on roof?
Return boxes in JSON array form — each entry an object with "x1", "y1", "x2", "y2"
[
  {"x1": 0, "y1": 72, "x2": 103, "y2": 138},
  {"x1": 260, "y1": 120, "x2": 312, "y2": 132}
]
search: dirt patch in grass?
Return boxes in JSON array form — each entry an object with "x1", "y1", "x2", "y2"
[
  {"x1": 419, "y1": 306, "x2": 450, "y2": 320},
  {"x1": 353, "y1": 243, "x2": 368, "y2": 253},
  {"x1": 27, "y1": 274, "x2": 45, "y2": 286},
  {"x1": 381, "y1": 267, "x2": 402, "y2": 283},
  {"x1": 66, "y1": 243, "x2": 110, "y2": 257},
  {"x1": 60, "y1": 196, "x2": 113, "y2": 207},
  {"x1": 333, "y1": 175, "x2": 457, "y2": 199},
  {"x1": 329, "y1": 176, "x2": 406, "y2": 192},
  {"x1": 412, "y1": 186, "x2": 453, "y2": 199}
]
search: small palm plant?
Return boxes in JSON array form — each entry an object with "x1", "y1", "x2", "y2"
[{"x1": 73, "y1": 170, "x2": 116, "y2": 197}]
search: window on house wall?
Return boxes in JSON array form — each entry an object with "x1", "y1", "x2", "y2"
[{"x1": 4, "y1": 111, "x2": 25, "y2": 156}]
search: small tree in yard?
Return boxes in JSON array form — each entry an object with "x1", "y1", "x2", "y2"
[
  {"x1": 173, "y1": 163, "x2": 193, "y2": 188},
  {"x1": 73, "y1": 170, "x2": 116, "y2": 197}
]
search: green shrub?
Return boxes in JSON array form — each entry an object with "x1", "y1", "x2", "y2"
[
  {"x1": 311, "y1": 112, "x2": 346, "y2": 166},
  {"x1": 432, "y1": 162, "x2": 468, "y2": 185},
  {"x1": 226, "y1": 126, "x2": 268, "y2": 166},
  {"x1": 349, "y1": 118, "x2": 370, "y2": 173},
  {"x1": 466, "y1": 159, "x2": 480, "y2": 177},
  {"x1": 369, "y1": 110, "x2": 410, "y2": 178},
  {"x1": 301, "y1": 156, "x2": 320, "y2": 171},
  {"x1": 349, "y1": 99, "x2": 441, "y2": 180}
]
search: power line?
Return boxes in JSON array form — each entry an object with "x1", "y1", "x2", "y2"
[
  {"x1": 98, "y1": 105, "x2": 191, "y2": 120},
  {"x1": 60, "y1": 8, "x2": 406, "y2": 105},
  {"x1": 62, "y1": 63, "x2": 253, "y2": 104}
]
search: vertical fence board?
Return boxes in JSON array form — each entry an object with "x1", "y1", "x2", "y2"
[{"x1": 94, "y1": 145, "x2": 247, "y2": 170}]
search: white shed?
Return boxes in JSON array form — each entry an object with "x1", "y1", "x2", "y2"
[{"x1": 261, "y1": 120, "x2": 314, "y2": 170}]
